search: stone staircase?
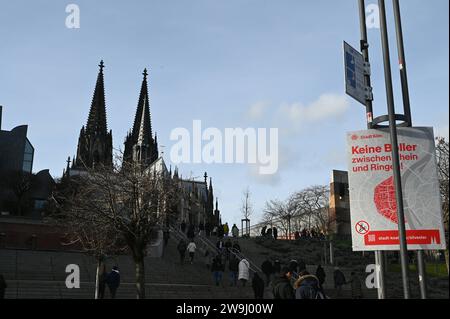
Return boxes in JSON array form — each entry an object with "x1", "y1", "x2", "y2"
[{"x1": 0, "y1": 235, "x2": 255, "y2": 299}]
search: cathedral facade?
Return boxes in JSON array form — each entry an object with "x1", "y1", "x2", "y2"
[{"x1": 64, "y1": 61, "x2": 220, "y2": 228}]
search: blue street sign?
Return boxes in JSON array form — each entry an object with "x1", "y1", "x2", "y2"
[{"x1": 344, "y1": 41, "x2": 369, "y2": 106}]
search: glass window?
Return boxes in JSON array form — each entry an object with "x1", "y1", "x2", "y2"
[{"x1": 23, "y1": 139, "x2": 34, "y2": 173}]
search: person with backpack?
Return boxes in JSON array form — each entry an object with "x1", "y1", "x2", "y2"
[
  {"x1": 333, "y1": 267, "x2": 346, "y2": 298},
  {"x1": 294, "y1": 271, "x2": 326, "y2": 299},
  {"x1": 315, "y1": 264, "x2": 326, "y2": 288},
  {"x1": 186, "y1": 239, "x2": 197, "y2": 264},
  {"x1": 271, "y1": 267, "x2": 294, "y2": 299},
  {"x1": 177, "y1": 239, "x2": 187, "y2": 264},
  {"x1": 252, "y1": 273, "x2": 265, "y2": 299},
  {"x1": 106, "y1": 266, "x2": 120, "y2": 299}
]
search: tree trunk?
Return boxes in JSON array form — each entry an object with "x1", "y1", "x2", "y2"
[
  {"x1": 94, "y1": 257, "x2": 103, "y2": 299},
  {"x1": 135, "y1": 258, "x2": 146, "y2": 299}
]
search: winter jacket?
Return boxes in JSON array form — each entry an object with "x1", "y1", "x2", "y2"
[
  {"x1": 271, "y1": 275, "x2": 294, "y2": 299},
  {"x1": 106, "y1": 270, "x2": 120, "y2": 289},
  {"x1": 238, "y1": 259, "x2": 250, "y2": 281},
  {"x1": 294, "y1": 275, "x2": 323, "y2": 299}
]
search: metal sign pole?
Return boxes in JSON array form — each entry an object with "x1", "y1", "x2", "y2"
[
  {"x1": 392, "y1": 0, "x2": 427, "y2": 299},
  {"x1": 378, "y1": 0, "x2": 411, "y2": 299},
  {"x1": 358, "y1": 0, "x2": 386, "y2": 299}
]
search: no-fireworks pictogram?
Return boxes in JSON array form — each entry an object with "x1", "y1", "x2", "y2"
[{"x1": 355, "y1": 220, "x2": 370, "y2": 235}]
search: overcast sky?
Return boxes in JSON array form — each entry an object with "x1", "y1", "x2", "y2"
[{"x1": 0, "y1": 0, "x2": 448, "y2": 227}]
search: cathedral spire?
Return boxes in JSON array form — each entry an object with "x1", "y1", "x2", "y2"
[
  {"x1": 131, "y1": 68, "x2": 152, "y2": 143},
  {"x1": 86, "y1": 60, "x2": 107, "y2": 135}
]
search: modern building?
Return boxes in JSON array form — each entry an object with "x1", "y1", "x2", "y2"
[{"x1": 0, "y1": 106, "x2": 54, "y2": 218}]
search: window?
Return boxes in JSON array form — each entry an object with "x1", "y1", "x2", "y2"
[{"x1": 23, "y1": 139, "x2": 34, "y2": 173}]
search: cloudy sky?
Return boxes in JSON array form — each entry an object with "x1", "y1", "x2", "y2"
[{"x1": 0, "y1": 0, "x2": 448, "y2": 227}]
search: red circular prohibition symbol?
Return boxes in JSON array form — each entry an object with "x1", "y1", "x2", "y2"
[{"x1": 355, "y1": 220, "x2": 370, "y2": 235}]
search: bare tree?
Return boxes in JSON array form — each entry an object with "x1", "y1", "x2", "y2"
[
  {"x1": 436, "y1": 137, "x2": 449, "y2": 273},
  {"x1": 241, "y1": 187, "x2": 254, "y2": 220},
  {"x1": 47, "y1": 155, "x2": 179, "y2": 299},
  {"x1": 292, "y1": 185, "x2": 330, "y2": 234}
]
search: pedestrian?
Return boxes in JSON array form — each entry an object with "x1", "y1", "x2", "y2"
[
  {"x1": 252, "y1": 273, "x2": 265, "y2": 299},
  {"x1": 0, "y1": 274, "x2": 7, "y2": 299},
  {"x1": 261, "y1": 258, "x2": 273, "y2": 286},
  {"x1": 333, "y1": 267, "x2": 346, "y2": 298},
  {"x1": 294, "y1": 271, "x2": 326, "y2": 299},
  {"x1": 216, "y1": 238, "x2": 225, "y2": 252},
  {"x1": 204, "y1": 250, "x2": 213, "y2": 270},
  {"x1": 106, "y1": 266, "x2": 120, "y2": 299},
  {"x1": 315, "y1": 265, "x2": 326, "y2": 288},
  {"x1": 177, "y1": 239, "x2": 187, "y2": 264},
  {"x1": 231, "y1": 224, "x2": 239, "y2": 238},
  {"x1": 224, "y1": 239, "x2": 232, "y2": 260},
  {"x1": 260, "y1": 225, "x2": 267, "y2": 237},
  {"x1": 163, "y1": 228, "x2": 170, "y2": 247},
  {"x1": 217, "y1": 224, "x2": 224, "y2": 238},
  {"x1": 181, "y1": 220, "x2": 187, "y2": 233},
  {"x1": 187, "y1": 239, "x2": 197, "y2": 264},
  {"x1": 238, "y1": 258, "x2": 250, "y2": 287},
  {"x1": 228, "y1": 255, "x2": 239, "y2": 286},
  {"x1": 273, "y1": 227, "x2": 278, "y2": 240},
  {"x1": 266, "y1": 228, "x2": 272, "y2": 238},
  {"x1": 288, "y1": 259, "x2": 298, "y2": 276},
  {"x1": 187, "y1": 224, "x2": 195, "y2": 240},
  {"x1": 223, "y1": 223, "x2": 230, "y2": 237},
  {"x1": 349, "y1": 272, "x2": 363, "y2": 299},
  {"x1": 271, "y1": 267, "x2": 294, "y2": 299},
  {"x1": 212, "y1": 225, "x2": 218, "y2": 237},
  {"x1": 294, "y1": 231, "x2": 300, "y2": 240},
  {"x1": 211, "y1": 255, "x2": 224, "y2": 286}
]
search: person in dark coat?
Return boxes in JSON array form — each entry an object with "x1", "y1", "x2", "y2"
[
  {"x1": 217, "y1": 224, "x2": 224, "y2": 238},
  {"x1": 261, "y1": 258, "x2": 273, "y2": 286},
  {"x1": 266, "y1": 228, "x2": 272, "y2": 238},
  {"x1": 260, "y1": 226, "x2": 267, "y2": 237},
  {"x1": 106, "y1": 266, "x2": 120, "y2": 299},
  {"x1": 177, "y1": 239, "x2": 187, "y2": 264},
  {"x1": 273, "y1": 227, "x2": 278, "y2": 240},
  {"x1": 187, "y1": 225, "x2": 195, "y2": 240},
  {"x1": 333, "y1": 267, "x2": 346, "y2": 297},
  {"x1": 271, "y1": 267, "x2": 294, "y2": 299},
  {"x1": 315, "y1": 265, "x2": 326, "y2": 288},
  {"x1": 228, "y1": 255, "x2": 239, "y2": 286},
  {"x1": 0, "y1": 274, "x2": 7, "y2": 299},
  {"x1": 181, "y1": 220, "x2": 187, "y2": 233},
  {"x1": 252, "y1": 273, "x2": 265, "y2": 299}
]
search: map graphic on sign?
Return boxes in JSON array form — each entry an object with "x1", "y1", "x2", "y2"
[{"x1": 347, "y1": 127, "x2": 446, "y2": 251}]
